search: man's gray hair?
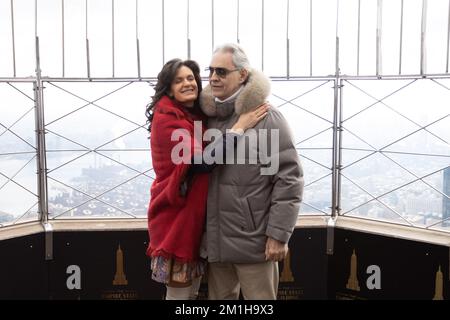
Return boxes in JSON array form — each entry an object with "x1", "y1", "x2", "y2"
[{"x1": 213, "y1": 43, "x2": 251, "y2": 70}]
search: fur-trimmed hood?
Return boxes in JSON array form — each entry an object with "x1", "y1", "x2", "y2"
[{"x1": 200, "y1": 69, "x2": 271, "y2": 116}]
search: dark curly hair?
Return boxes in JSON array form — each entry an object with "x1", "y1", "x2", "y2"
[{"x1": 145, "y1": 59, "x2": 204, "y2": 133}]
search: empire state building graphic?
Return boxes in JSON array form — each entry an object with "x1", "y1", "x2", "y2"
[
  {"x1": 346, "y1": 249, "x2": 360, "y2": 291},
  {"x1": 432, "y1": 265, "x2": 444, "y2": 300},
  {"x1": 113, "y1": 244, "x2": 128, "y2": 286}
]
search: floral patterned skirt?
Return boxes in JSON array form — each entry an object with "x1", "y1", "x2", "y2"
[{"x1": 151, "y1": 256, "x2": 207, "y2": 284}]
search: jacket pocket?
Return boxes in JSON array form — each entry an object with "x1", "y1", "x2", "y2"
[{"x1": 241, "y1": 198, "x2": 256, "y2": 231}]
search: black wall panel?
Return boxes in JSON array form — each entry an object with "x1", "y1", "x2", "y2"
[{"x1": 0, "y1": 227, "x2": 447, "y2": 300}]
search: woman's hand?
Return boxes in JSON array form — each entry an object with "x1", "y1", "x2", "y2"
[{"x1": 231, "y1": 102, "x2": 270, "y2": 132}]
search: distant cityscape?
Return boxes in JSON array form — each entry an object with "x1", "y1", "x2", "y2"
[
  {"x1": 338, "y1": 163, "x2": 450, "y2": 228},
  {"x1": 48, "y1": 163, "x2": 151, "y2": 219},
  {"x1": 0, "y1": 134, "x2": 449, "y2": 229}
]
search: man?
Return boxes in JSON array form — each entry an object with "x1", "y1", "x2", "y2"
[{"x1": 200, "y1": 43, "x2": 304, "y2": 300}]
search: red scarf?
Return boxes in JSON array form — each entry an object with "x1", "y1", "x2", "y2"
[{"x1": 146, "y1": 96, "x2": 209, "y2": 263}]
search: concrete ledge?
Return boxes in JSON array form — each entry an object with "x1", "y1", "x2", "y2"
[
  {"x1": 0, "y1": 222, "x2": 44, "y2": 241},
  {"x1": 295, "y1": 215, "x2": 329, "y2": 228},
  {"x1": 49, "y1": 218, "x2": 148, "y2": 232},
  {"x1": 0, "y1": 218, "x2": 148, "y2": 241},
  {"x1": 0, "y1": 216, "x2": 449, "y2": 247},
  {"x1": 334, "y1": 216, "x2": 450, "y2": 247}
]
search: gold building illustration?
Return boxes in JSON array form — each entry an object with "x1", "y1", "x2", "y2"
[
  {"x1": 346, "y1": 249, "x2": 360, "y2": 291},
  {"x1": 432, "y1": 265, "x2": 443, "y2": 300},
  {"x1": 280, "y1": 249, "x2": 294, "y2": 282},
  {"x1": 113, "y1": 244, "x2": 128, "y2": 286}
]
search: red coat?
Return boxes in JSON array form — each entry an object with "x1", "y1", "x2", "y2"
[{"x1": 146, "y1": 96, "x2": 209, "y2": 263}]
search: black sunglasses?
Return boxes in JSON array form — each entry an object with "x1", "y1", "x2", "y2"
[{"x1": 205, "y1": 66, "x2": 240, "y2": 78}]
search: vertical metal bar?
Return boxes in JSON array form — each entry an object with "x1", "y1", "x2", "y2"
[
  {"x1": 86, "y1": 0, "x2": 88, "y2": 40},
  {"x1": 399, "y1": 0, "x2": 404, "y2": 74},
  {"x1": 331, "y1": 0, "x2": 341, "y2": 219},
  {"x1": 35, "y1": 0, "x2": 37, "y2": 38},
  {"x1": 33, "y1": 82, "x2": 40, "y2": 218},
  {"x1": 34, "y1": 38, "x2": 52, "y2": 258},
  {"x1": 262, "y1": 0, "x2": 265, "y2": 71},
  {"x1": 446, "y1": 0, "x2": 450, "y2": 73},
  {"x1": 187, "y1": 0, "x2": 191, "y2": 59},
  {"x1": 333, "y1": 4, "x2": 341, "y2": 220},
  {"x1": 310, "y1": 0, "x2": 313, "y2": 76},
  {"x1": 376, "y1": 0, "x2": 383, "y2": 76},
  {"x1": 10, "y1": 0, "x2": 16, "y2": 77},
  {"x1": 136, "y1": 39, "x2": 141, "y2": 79},
  {"x1": 34, "y1": 37, "x2": 43, "y2": 221},
  {"x1": 86, "y1": 0, "x2": 91, "y2": 78},
  {"x1": 237, "y1": 0, "x2": 240, "y2": 44},
  {"x1": 336, "y1": 0, "x2": 340, "y2": 75},
  {"x1": 326, "y1": 217, "x2": 335, "y2": 255},
  {"x1": 421, "y1": 0, "x2": 427, "y2": 75},
  {"x1": 332, "y1": 0, "x2": 341, "y2": 219},
  {"x1": 86, "y1": 39, "x2": 91, "y2": 79},
  {"x1": 62, "y1": 0, "x2": 65, "y2": 77},
  {"x1": 136, "y1": 0, "x2": 138, "y2": 40},
  {"x1": 211, "y1": 0, "x2": 215, "y2": 53},
  {"x1": 331, "y1": 77, "x2": 338, "y2": 218},
  {"x1": 287, "y1": 39, "x2": 290, "y2": 79},
  {"x1": 327, "y1": 75, "x2": 343, "y2": 255},
  {"x1": 357, "y1": 0, "x2": 361, "y2": 75},
  {"x1": 36, "y1": 1, "x2": 52, "y2": 256},
  {"x1": 286, "y1": 0, "x2": 290, "y2": 79},
  {"x1": 34, "y1": 37, "x2": 49, "y2": 227},
  {"x1": 112, "y1": 0, "x2": 115, "y2": 78},
  {"x1": 162, "y1": 0, "x2": 165, "y2": 64},
  {"x1": 44, "y1": 222, "x2": 53, "y2": 260},
  {"x1": 33, "y1": 80, "x2": 52, "y2": 261},
  {"x1": 137, "y1": 38, "x2": 141, "y2": 78},
  {"x1": 337, "y1": 78, "x2": 343, "y2": 216},
  {"x1": 187, "y1": 40, "x2": 191, "y2": 60},
  {"x1": 136, "y1": 0, "x2": 141, "y2": 78}
]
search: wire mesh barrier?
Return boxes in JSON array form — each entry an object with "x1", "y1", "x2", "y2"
[{"x1": 0, "y1": 0, "x2": 449, "y2": 232}]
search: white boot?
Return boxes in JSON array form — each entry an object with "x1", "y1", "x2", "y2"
[
  {"x1": 165, "y1": 285, "x2": 192, "y2": 300},
  {"x1": 165, "y1": 276, "x2": 203, "y2": 300}
]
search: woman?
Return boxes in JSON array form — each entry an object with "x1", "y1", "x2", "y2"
[{"x1": 145, "y1": 59, "x2": 268, "y2": 300}]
